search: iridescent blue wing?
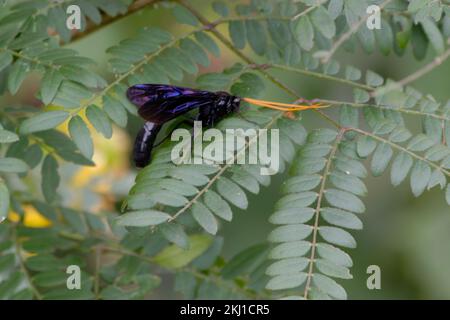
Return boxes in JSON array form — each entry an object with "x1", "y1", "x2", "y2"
[{"x1": 127, "y1": 84, "x2": 217, "y2": 124}]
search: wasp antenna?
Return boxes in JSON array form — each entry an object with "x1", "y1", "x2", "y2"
[{"x1": 242, "y1": 97, "x2": 326, "y2": 111}]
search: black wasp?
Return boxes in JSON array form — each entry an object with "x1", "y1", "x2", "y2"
[{"x1": 126, "y1": 84, "x2": 323, "y2": 168}]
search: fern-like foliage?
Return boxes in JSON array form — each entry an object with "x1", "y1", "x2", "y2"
[{"x1": 266, "y1": 129, "x2": 364, "y2": 299}]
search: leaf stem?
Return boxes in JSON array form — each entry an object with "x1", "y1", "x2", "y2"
[
  {"x1": 0, "y1": 47, "x2": 58, "y2": 70},
  {"x1": 350, "y1": 127, "x2": 450, "y2": 177},
  {"x1": 303, "y1": 128, "x2": 346, "y2": 299},
  {"x1": 319, "y1": 99, "x2": 450, "y2": 122}
]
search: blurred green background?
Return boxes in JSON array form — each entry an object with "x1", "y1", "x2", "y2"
[{"x1": 9, "y1": 1, "x2": 450, "y2": 299}]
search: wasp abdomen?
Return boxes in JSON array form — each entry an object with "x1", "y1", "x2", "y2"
[{"x1": 133, "y1": 122, "x2": 162, "y2": 168}]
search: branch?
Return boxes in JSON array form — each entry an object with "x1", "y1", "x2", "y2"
[{"x1": 71, "y1": 0, "x2": 160, "y2": 43}]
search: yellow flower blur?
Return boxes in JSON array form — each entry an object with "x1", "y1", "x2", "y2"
[{"x1": 8, "y1": 205, "x2": 52, "y2": 228}]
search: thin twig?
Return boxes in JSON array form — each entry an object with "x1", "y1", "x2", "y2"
[
  {"x1": 371, "y1": 40, "x2": 450, "y2": 97},
  {"x1": 319, "y1": 99, "x2": 450, "y2": 122},
  {"x1": 291, "y1": 3, "x2": 318, "y2": 21},
  {"x1": 271, "y1": 64, "x2": 374, "y2": 91}
]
